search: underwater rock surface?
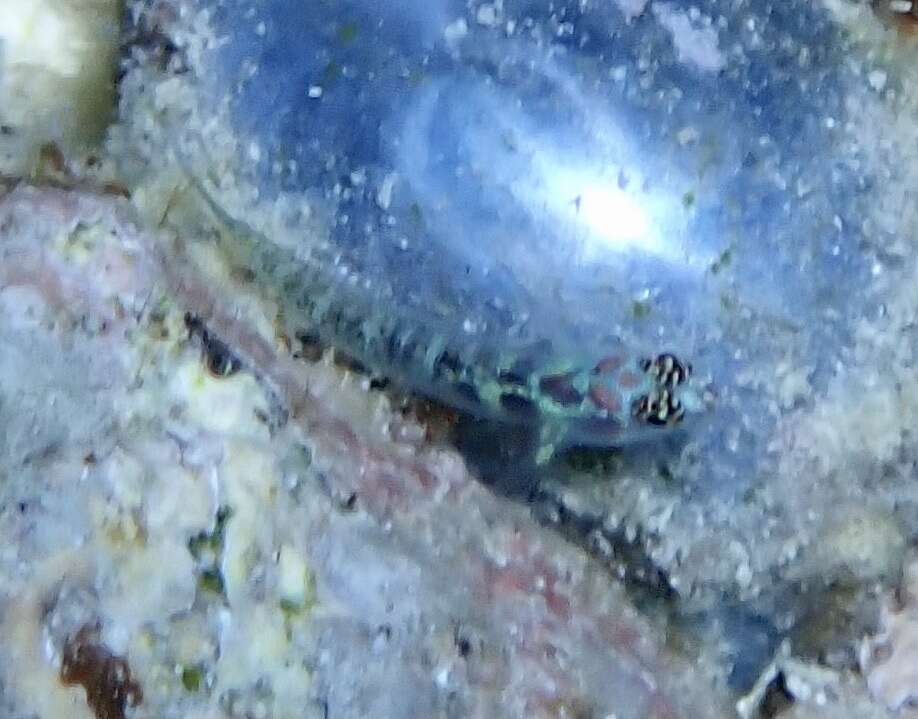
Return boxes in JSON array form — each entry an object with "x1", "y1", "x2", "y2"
[
  {"x1": 4, "y1": 0, "x2": 918, "y2": 716},
  {"x1": 0, "y1": 183, "x2": 730, "y2": 718}
]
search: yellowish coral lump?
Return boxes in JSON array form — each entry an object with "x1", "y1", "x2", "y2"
[{"x1": 0, "y1": 0, "x2": 121, "y2": 171}]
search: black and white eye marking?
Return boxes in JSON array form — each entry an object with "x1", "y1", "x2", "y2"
[
  {"x1": 631, "y1": 389, "x2": 685, "y2": 427},
  {"x1": 640, "y1": 353, "x2": 692, "y2": 389}
]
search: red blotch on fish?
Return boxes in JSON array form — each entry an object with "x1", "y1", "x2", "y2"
[
  {"x1": 593, "y1": 354, "x2": 625, "y2": 373},
  {"x1": 587, "y1": 383, "x2": 622, "y2": 414},
  {"x1": 538, "y1": 372, "x2": 583, "y2": 406}
]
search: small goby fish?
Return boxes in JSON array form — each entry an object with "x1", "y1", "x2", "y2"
[{"x1": 185, "y1": 175, "x2": 714, "y2": 464}]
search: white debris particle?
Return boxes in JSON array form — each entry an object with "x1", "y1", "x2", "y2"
[
  {"x1": 443, "y1": 18, "x2": 469, "y2": 43},
  {"x1": 652, "y1": 3, "x2": 726, "y2": 73},
  {"x1": 780, "y1": 540, "x2": 799, "y2": 564},
  {"x1": 784, "y1": 673, "x2": 815, "y2": 702},
  {"x1": 776, "y1": 363, "x2": 811, "y2": 409},
  {"x1": 377, "y1": 172, "x2": 397, "y2": 210},
  {"x1": 868, "y1": 70, "x2": 887, "y2": 92},
  {"x1": 476, "y1": 4, "x2": 498, "y2": 26},
  {"x1": 735, "y1": 562, "x2": 752, "y2": 588},
  {"x1": 795, "y1": 177, "x2": 813, "y2": 198},
  {"x1": 556, "y1": 21, "x2": 574, "y2": 37},
  {"x1": 255, "y1": 21, "x2": 266, "y2": 36},
  {"x1": 798, "y1": 46, "x2": 810, "y2": 68},
  {"x1": 890, "y1": 0, "x2": 913, "y2": 12},
  {"x1": 308, "y1": 85, "x2": 323, "y2": 98},
  {"x1": 676, "y1": 126, "x2": 699, "y2": 146}
]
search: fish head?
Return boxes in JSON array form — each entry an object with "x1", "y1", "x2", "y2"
[
  {"x1": 586, "y1": 351, "x2": 714, "y2": 430},
  {"x1": 630, "y1": 352, "x2": 715, "y2": 426}
]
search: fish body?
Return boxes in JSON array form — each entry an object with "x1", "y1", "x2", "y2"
[{"x1": 187, "y1": 176, "x2": 713, "y2": 462}]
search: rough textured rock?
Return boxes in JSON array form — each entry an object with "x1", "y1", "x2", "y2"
[{"x1": 0, "y1": 184, "x2": 731, "y2": 719}]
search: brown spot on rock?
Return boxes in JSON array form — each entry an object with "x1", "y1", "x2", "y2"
[
  {"x1": 60, "y1": 625, "x2": 142, "y2": 719},
  {"x1": 873, "y1": 0, "x2": 918, "y2": 34}
]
